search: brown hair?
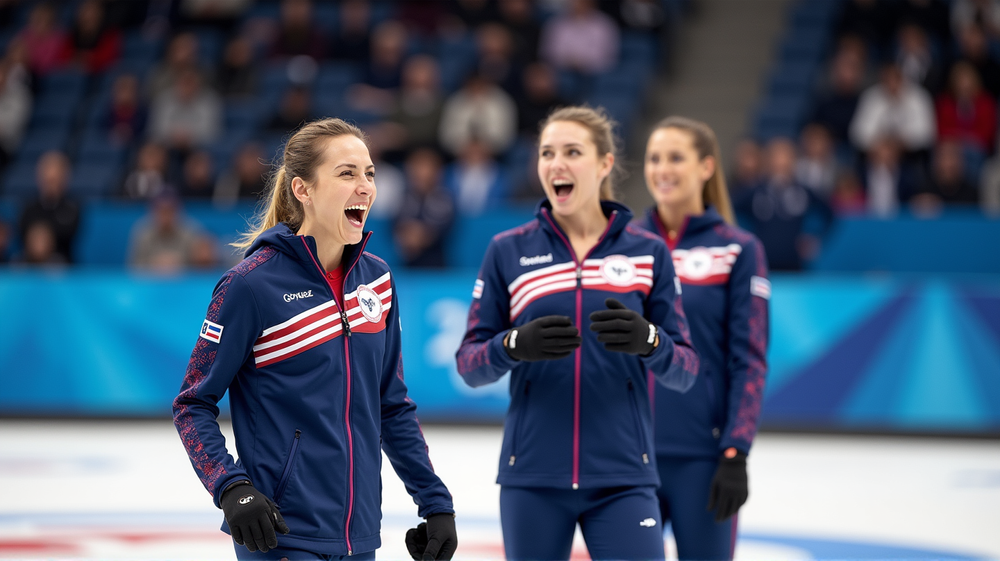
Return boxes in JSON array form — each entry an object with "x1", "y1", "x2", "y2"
[
  {"x1": 540, "y1": 105, "x2": 621, "y2": 200},
  {"x1": 233, "y1": 118, "x2": 368, "y2": 250},
  {"x1": 651, "y1": 116, "x2": 735, "y2": 225}
]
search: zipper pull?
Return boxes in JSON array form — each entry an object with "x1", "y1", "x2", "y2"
[
  {"x1": 576, "y1": 266, "x2": 582, "y2": 286},
  {"x1": 341, "y1": 309, "x2": 352, "y2": 337}
]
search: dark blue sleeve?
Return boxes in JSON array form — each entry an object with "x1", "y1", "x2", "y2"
[
  {"x1": 455, "y1": 239, "x2": 519, "y2": 387},
  {"x1": 172, "y1": 272, "x2": 257, "y2": 507},
  {"x1": 379, "y1": 274, "x2": 455, "y2": 517},
  {"x1": 639, "y1": 241, "x2": 700, "y2": 392},
  {"x1": 721, "y1": 237, "x2": 770, "y2": 454}
]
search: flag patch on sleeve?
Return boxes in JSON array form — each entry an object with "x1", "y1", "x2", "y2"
[
  {"x1": 750, "y1": 276, "x2": 771, "y2": 300},
  {"x1": 472, "y1": 279, "x2": 484, "y2": 299},
  {"x1": 200, "y1": 319, "x2": 224, "y2": 343}
]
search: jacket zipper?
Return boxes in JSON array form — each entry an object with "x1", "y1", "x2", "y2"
[
  {"x1": 509, "y1": 380, "x2": 531, "y2": 466},
  {"x1": 300, "y1": 234, "x2": 370, "y2": 555},
  {"x1": 273, "y1": 429, "x2": 302, "y2": 504},
  {"x1": 626, "y1": 380, "x2": 649, "y2": 464},
  {"x1": 540, "y1": 209, "x2": 617, "y2": 489}
]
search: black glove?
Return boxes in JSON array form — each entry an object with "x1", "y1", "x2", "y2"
[
  {"x1": 405, "y1": 513, "x2": 458, "y2": 560},
  {"x1": 504, "y1": 315, "x2": 581, "y2": 362},
  {"x1": 707, "y1": 451, "x2": 748, "y2": 522},
  {"x1": 221, "y1": 481, "x2": 290, "y2": 553},
  {"x1": 588, "y1": 298, "x2": 658, "y2": 355}
]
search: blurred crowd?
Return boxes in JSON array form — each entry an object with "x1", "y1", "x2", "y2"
[
  {"x1": 0, "y1": 0, "x2": 671, "y2": 270},
  {"x1": 732, "y1": 0, "x2": 1000, "y2": 269}
]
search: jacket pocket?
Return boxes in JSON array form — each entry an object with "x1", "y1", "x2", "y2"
[
  {"x1": 627, "y1": 379, "x2": 650, "y2": 464},
  {"x1": 273, "y1": 429, "x2": 302, "y2": 505},
  {"x1": 508, "y1": 380, "x2": 531, "y2": 467}
]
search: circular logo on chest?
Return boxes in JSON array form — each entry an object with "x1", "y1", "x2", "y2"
[
  {"x1": 678, "y1": 248, "x2": 713, "y2": 280},
  {"x1": 356, "y1": 284, "x2": 383, "y2": 323},
  {"x1": 600, "y1": 255, "x2": 637, "y2": 286}
]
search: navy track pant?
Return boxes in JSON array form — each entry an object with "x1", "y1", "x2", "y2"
[
  {"x1": 656, "y1": 456, "x2": 737, "y2": 561},
  {"x1": 234, "y1": 544, "x2": 376, "y2": 561},
  {"x1": 500, "y1": 485, "x2": 665, "y2": 561}
]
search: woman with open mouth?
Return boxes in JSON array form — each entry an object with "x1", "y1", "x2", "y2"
[
  {"x1": 456, "y1": 106, "x2": 700, "y2": 561},
  {"x1": 173, "y1": 117, "x2": 458, "y2": 561}
]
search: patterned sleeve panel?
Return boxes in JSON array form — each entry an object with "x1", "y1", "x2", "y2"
[
  {"x1": 380, "y1": 275, "x2": 455, "y2": 518},
  {"x1": 721, "y1": 235, "x2": 770, "y2": 453},
  {"x1": 172, "y1": 271, "x2": 261, "y2": 506},
  {"x1": 455, "y1": 239, "x2": 518, "y2": 387},
  {"x1": 638, "y1": 237, "x2": 699, "y2": 393}
]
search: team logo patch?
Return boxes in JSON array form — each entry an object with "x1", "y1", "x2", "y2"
[
  {"x1": 200, "y1": 319, "x2": 223, "y2": 343},
  {"x1": 599, "y1": 255, "x2": 637, "y2": 286},
  {"x1": 750, "y1": 276, "x2": 771, "y2": 300},
  {"x1": 472, "y1": 278, "x2": 484, "y2": 299},
  {"x1": 678, "y1": 248, "x2": 714, "y2": 281},
  {"x1": 356, "y1": 284, "x2": 384, "y2": 323}
]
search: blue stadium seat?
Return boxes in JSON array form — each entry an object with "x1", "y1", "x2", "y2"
[
  {"x1": 39, "y1": 70, "x2": 86, "y2": 98},
  {"x1": 70, "y1": 161, "x2": 124, "y2": 198},
  {"x1": 788, "y1": 0, "x2": 840, "y2": 29},
  {"x1": 753, "y1": 93, "x2": 810, "y2": 140},
  {"x1": 586, "y1": 91, "x2": 636, "y2": 134},
  {"x1": 121, "y1": 30, "x2": 163, "y2": 67},
  {"x1": 0, "y1": 160, "x2": 38, "y2": 197},
  {"x1": 768, "y1": 60, "x2": 819, "y2": 97},
  {"x1": 16, "y1": 126, "x2": 71, "y2": 162},
  {"x1": 620, "y1": 31, "x2": 657, "y2": 69},
  {"x1": 446, "y1": 207, "x2": 536, "y2": 269},
  {"x1": 779, "y1": 27, "x2": 830, "y2": 65},
  {"x1": 30, "y1": 93, "x2": 81, "y2": 127}
]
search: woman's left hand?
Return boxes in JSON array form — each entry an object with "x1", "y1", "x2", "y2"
[
  {"x1": 589, "y1": 298, "x2": 658, "y2": 355},
  {"x1": 405, "y1": 513, "x2": 458, "y2": 560}
]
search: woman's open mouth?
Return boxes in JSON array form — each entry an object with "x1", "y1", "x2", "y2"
[
  {"x1": 553, "y1": 179, "x2": 574, "y2": 201},
  {"x1": 345, "y1": 204, "x2": 368, "y2": 227}
]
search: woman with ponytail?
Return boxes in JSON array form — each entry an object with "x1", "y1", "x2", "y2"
[
  {"x1": 173, "y1": 118, "x2": 457, "y2": 561},
  {"x1": 639, "y1": 116, "x2": 770, "y2": 561}
]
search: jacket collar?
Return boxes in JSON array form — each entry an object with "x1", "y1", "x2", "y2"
[
  {"x1": 246, "y1": 222, "x2": 372, "y2": 272},
  {"x1": 536, "y1": 198, "x2": 634, "y2": 241},
  {"x1": 645, "y1": 205, "x2": 725, "y2": 243}
]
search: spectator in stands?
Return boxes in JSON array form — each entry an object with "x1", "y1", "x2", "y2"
[
  {"x1": 477, "y1": 22, "x2": 521, "y2": 95},
  {"x1": 59, "y1": 0, "x2": 121, "y2": 74},
  {"x1": 950, "y1": 0, "x2": 1000, "y2": 40},
  {"x1": 936, "y1": 61, "x2": 997, "y2": 156},
  {"x1": 515, "y1": 62, "x2": 568, "y2": 139},
  {"x1": 498, "y1": 0, "x2": 541, "y2": 65},
  {"x1": 795, "y1": 123, "x2": 838, "y2": 201},
  {"x1": 214, "y1": 142, "x2": 269, "y2": 204},
  {"x1": 979, "y1": 155, "x2": 1000, "y2": 215},
  {"x1": 394, "y1": 147, "x2": 455, "y2": 268},
  {"x1": 18, "y1": 151, "x2": 80, "y2": 264},
  {"x1": 830, "y1": 169, "x2": 867, "y2": 216},
  {"x1": 149, "y1": 67, "x2": 222, "y2": 153},
  {"x1": 728, "y1": 138, "x2": 765, "y2": 196},
  {"x1": 104, "y1": 73, "x2": 146, "y2": 146},
  {"x1": 266, "y1": 85, "x2": 312, "y2": 135},
  {"x1": 850, "y1": 62, "x2": 936, "y2": 155},
  {"x1": 363, "y1": 136, "x2": 405, "y2": 220},
  {"x1": 836, "y1": 0, "x2": 899, "y2": 58},
  {"x1": 377, "y1": 54, "x2": 445, "y2": 154},
  {"x1": 16, "y1": 221, "x2": 66, "y2": 266},
  {"x1": 898, "y1": 0, "x2": 951, "y2": 45},
  {"x1": 0, "y1": 58, "x2": 31, "y2": 173},
  {"x1": 217, "y1": 35, "x2": 259, "y2": 99},
  {"x1": 952, "y1": 24, "x2": 1000, "y2": 97},
  {"x1": 188, "y1": 233, "x2": 221, "y2": 270},
  {"x1": 914, "y1": 140, "x2": 980, "y2": 208},
  {"x1": 603, "y1": 0, "x2": 670, "y2": 34},
  {"x1": 329, "y1": 0, "x2": 371, "y2": 62},
  {"x1": 178, "y1": 150, "x2": 216, "y2": 200},
  {"x1": 444, "y1": 136, "x2": 508, "y2": 215},
  {"x1": 128, "y1": 190, "x2": 208, "y2": 273},
  {"x1": 15, "y1": 2, "x2": 65, "y2": 76},
  {"x1": 540, "y1": 0, "x2": 620, "y2": 75},
  {"x1": 147, "y1": 32, "x2": 211, "y2": 98},
  {"x1": 439, "y1": 72, "x2": 517, "y2": 157},
  {"x1": 123, "y1": 142, "x2": 172, "y2": 199},
  {"x1": 895, "y1": 24, "x2": 945, "y2": 95},
  {"x1": 347, "y1": 20, "x2": 409, "y2": 114},
  {"x1": 733, "y1": 138, "x2": 832, "y2": 271},
  {"x1": 396, "y1": 0, "x2": 450, "y2": 38},
  {"x1": 812, "y1": 50, "x2": 865, "y2": 147},
  {"x1": 269, "y1": 0, "x2": 326, "y2": 60},
  {"x1": 860, "y1": 136, "x2": 922, "y2": 217}
]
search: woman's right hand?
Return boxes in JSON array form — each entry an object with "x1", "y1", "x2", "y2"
[
  {"x1": 220, "y1": 481, "x2": 290, "y2": 553},
  {"x1": 503, "y1": 315, "x2": 582, "y2": 362}
]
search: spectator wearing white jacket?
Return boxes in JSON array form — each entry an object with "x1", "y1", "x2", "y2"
[
  {"x1": 850, "y1": 63, "x2": 936, "y2": 153},
  {"x1": 438, "y1": 73, "x2": 517, "y2": 158}
]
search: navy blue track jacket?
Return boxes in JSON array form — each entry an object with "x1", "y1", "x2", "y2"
[
  {"x1": 173, "y1": 223, "x2": 453, "y2": 556},
  {"x1": 456, "y1": 200, "x2": 700, "y2": 489},
  {"x1": 640, "y1": 207, "x2": 770, "y2": 458}
]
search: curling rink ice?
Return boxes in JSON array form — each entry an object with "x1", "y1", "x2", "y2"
[{"x1": 0, "y1": 421, "x2": 997, "y2": 560}]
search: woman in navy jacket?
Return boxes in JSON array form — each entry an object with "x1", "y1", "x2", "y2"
[
  {"x1": 456, "y1": 106, "x2": 700, "y2": 561},
  {"x1": 640, "y1": 116, "x2": 770, "y2": 561},
  {"x1": 173, "y1": 118, "x2": 457, "y2": 561}
]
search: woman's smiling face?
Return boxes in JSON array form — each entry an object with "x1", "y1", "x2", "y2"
[
  {"x1": 301, "y1": 134, "x2": 377, "y2": 246},
  {"x1": 537, "y1": 120, "x2": 613, "y2": 218}
]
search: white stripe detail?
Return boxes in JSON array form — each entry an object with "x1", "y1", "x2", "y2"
[
  {"x1": 509, "y1": 270, "x2": 578, "y2": 310},
  {"x1": 260, "y1": 299, "x2": 337, "y2": 338},
  {"x1": 509, "y1": 278, "x2": 578, "y2": 319},
  {"x1": 253, "y1": 313, "x2": 339, "y2": 353},
  {"x1": 345, "y1": 271, "x2": 392, "y2": 301},
  {"x1": 581, "y1": 277, "x2": 653, "y2": 288},
  {"x1": 255, "y1": 322, "x2": 343, "y2": 365},
  {"x1": 508, "y1": 261, "x2": 576, "y2": 294}
]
